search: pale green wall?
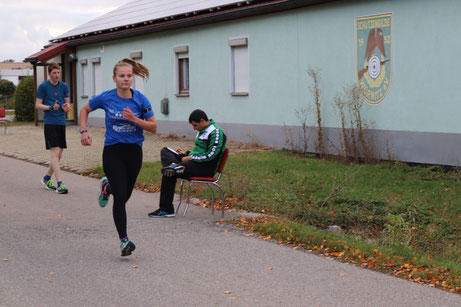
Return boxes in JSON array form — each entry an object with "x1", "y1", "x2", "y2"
[{"x1": 76, "y1": 0, "x2": 461, "y2": 135}]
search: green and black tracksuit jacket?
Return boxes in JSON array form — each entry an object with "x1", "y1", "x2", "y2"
[{"x1": 189, "y1": 119, "x2": 226, "y2": 172}]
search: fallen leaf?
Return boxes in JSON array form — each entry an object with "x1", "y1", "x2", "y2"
[
  {"x1": 224, "y1": 291, "x2": 231, "y2": 294},
  {"x1": 267, "y1": 267, "x2": 273, "y2": 270},
  {"x1": 2, "y1": 259, "x2": 8, "y2": 262},
  {"x1": 339, "y1": 273, "x2": 345, "y2": 277},
  {"x1": 209, "y1": 259, "x2": 215, "y2": 262},
  {"x1": 228, "y1": 297, "x2": 237, "y2": 300},
  {"x1": 2, "y1": 204, "x2": 6, "y2": 207},
  {"x1": 132, "y1": 265, "x2": 138, "y2": 269},
  {"x1": 49, "y1": 272, "x2": 55, "y2": 275},
  {"x1": 136, "y1": 256, "x2": 142, "y2": 259}
]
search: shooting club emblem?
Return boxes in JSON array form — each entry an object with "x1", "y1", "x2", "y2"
[{"x1": 356, "y1": 13, "x2": 392, "y2": 104}]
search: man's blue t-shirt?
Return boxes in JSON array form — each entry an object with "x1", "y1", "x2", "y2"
[
  {"x1": 36, "y1": 80, "x2": 69, "y2": 125},
  {"x1": 89, "y1": 89, "x2": 154, "y2": 147}
]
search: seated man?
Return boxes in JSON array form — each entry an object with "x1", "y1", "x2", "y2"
[{"x1": 148, "y1": 109, "x2": 227, "y2": 217}]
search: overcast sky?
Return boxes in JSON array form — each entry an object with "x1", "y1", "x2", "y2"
[{"x1": 0, "y1": 0, "x2": 130, "y2": 62}]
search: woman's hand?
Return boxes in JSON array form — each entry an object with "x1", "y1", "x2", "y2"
[
  {"x1": 81, "y1": 131, "x2": 92, "y2": 146},
  {"x1": 122, "y1": 107, "x2": 136, "y2": 122}
]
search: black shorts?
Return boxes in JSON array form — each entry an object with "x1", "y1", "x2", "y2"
[{"x1": 44, "y1": 124, "x2": 67, "y2": 150}]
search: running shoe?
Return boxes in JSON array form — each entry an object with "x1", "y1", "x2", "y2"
[
  {"x1": 161, "y1": 163, "x2": 185, "y2": 177},
  {"x1": 41, "y1": 177, "x2": 56, "y2": 191},
  {"x1": 56, "y1": 183, "x2": 68, "y2": 194},
  {"x1": 120, "y1": 238, "x2": 136, "y2": 256},
  {"x1": 148, "y1": 208, "x2": 176, "y2": 218},
  {"x1": 98, "y1": 176, "x2": 109, "y2": 208}
]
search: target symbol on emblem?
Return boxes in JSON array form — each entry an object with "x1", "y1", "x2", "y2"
[{"x1": 368, "y1": 55, "x2": 381, "y2": 79}]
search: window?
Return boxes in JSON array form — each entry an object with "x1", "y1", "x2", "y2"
[
  {"x1": 80, "y1": 58, "x2": 89, "y2": 98},
  {"x1": 130, "y1": 51, "x2": 144, "y2": 93},
  {"x1": 91, "y1": 57, "x2": 102, "y2": 97},
  {"x1": 174, "y1": 45, "x2": 189, "y2": 96},
  {"x1": 229, "y1": 37, "x2": 249, "y2": 96}
]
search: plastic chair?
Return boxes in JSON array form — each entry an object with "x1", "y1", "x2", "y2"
[
  {"x1": 0, "y1": 108, "x2": 8, "y2": 134},
  {"x1": 176, "y1": 148, "x2": 229, "y2": 217}
]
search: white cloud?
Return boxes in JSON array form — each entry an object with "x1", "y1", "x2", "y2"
[{"x1": 0, "y1": 0, "x2": 129, "y2": 62}]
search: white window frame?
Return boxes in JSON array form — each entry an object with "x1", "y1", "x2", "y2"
[
  {"x1": 229, "y1": 36, "x2": 249, "y2": 96},
  {"x1": 130, "y1": 50, "x2": 144, "y2": 93},
  {"x1": 174, "y1": 44, "x2": 190, "y2": 96},
  {"x1": 91, "y1": 57, "x2": 102, "y2": 97},
  {"x1": 80, "y1": 58, "x2": 89, "y2": 98}
]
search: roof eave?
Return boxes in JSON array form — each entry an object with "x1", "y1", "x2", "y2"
[
  {"x1": 24, "y1": 42, "x2": 68, "y2": 64},
  {"x1": 62, "y1": 0, "x2": 340, "y2": 47}
]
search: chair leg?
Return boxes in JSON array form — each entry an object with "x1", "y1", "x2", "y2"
[
  {"x1": 183, "y1": 181, "x2": 193, "y2": 217},
  {"x1": 175, "y1": 180, "x2": 185, "y2": 215},
  {"x1": 208, "y1": 183, "x2": 215, "y2": 215},
  {"x1": 4, "y1": 122, "x2": 7, "y2": 135},
  {"x1": 214, "y1": 183, "x2": 225, "y2": 218}
]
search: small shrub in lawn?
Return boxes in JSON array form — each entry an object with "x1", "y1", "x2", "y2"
[{"x1": 14, "y1": 76, "x2": 34, "y2": 121}]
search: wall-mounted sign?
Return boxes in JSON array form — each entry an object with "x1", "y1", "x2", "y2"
[{"x1": 356, "y1": 13, "x2": 392, "y2": 104}]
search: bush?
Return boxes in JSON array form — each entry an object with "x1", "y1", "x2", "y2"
[
  {"x1": 0, "y1": 79, "x2": 15, "y2": 96},
  {"x1": 0, "y1": 95, "x2": 15, "y2": 109},
  {"x1": 0, "y1": 79, "x2": 16, "y2": 109},
  {"x1": 14, "y1": 76, "x2": 34, "y2": 121}
]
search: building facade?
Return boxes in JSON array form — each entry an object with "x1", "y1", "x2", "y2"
[
  {"x1": 25, "y1": 0, "x2": 461, "y2": 165},
  {"x1": 0, "y1": 63, "x2": 33, "y2": 86}
]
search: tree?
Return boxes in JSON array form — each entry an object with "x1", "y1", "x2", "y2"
[
  {"x1": 14, "y1": 76, "x2": 35, "y2": 121},
  {"x1": 2, "y1": 59, "x2": 15, "y2": 63},
  {"x1": 0, "y1": 79, "x2": 16, "y2": 96}
]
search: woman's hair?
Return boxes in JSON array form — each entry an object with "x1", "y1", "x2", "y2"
[
  {"x1": 47, "y1": 62, "x2": 61, "y2": 73},
  {"x1": 113, "y1": 58, "x2": 149, "y2": 80}
]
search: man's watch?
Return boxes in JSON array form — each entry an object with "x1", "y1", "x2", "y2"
[
  {"x1": 80, "y1": 130, "x2": 88, "y2": 134},
  {"x1": 49, "y1": 105, "x2": 53, "y2": 111}
]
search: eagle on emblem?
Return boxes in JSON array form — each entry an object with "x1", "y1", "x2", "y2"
[{"x1": 359, "y1": 28, "x2": 388, "y2": 79}]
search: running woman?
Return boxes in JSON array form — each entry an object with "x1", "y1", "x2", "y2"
[{"x1": 79, "y1": 58, "x2": 157, "y2": 256}]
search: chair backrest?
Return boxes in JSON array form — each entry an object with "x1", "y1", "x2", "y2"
[
  {"x1": 217, "y1": 148, "x2": 229, "y2": 174},
  {"x1": 0, "y1": 108, "x2": 5, "y2": 118}
]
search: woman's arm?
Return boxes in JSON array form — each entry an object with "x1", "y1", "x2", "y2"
[
  {"x1": 122, "y1": 107, "x2": 157, "y2": 133},
  {"x1": 80, "y1": 103, "x2": 93, "y2": 146}
]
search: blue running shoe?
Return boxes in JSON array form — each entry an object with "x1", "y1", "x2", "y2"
[
  {"x1": 120, "y1": 238, "x2": 136, "y2": 256},
  {"x1": 41, "y1": 177, "x2": 56, "y2": 191},
  {"x1": 148, "y1": 208, "x2": 176, "y2": 218},
  {"x1": 56, "y1": 183, "x2": 68, "y2": 194},
  {"x1": 98, "y1": 176, "x2": 109, "y2": 208}
]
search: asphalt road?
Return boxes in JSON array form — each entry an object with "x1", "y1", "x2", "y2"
[{"x1": 1, "y1": 155, "x2": 460, "y2": 306}]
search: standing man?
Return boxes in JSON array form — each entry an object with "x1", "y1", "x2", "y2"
[
  {"x1": 148, "y1": 109, "x2": 226, "y2": 217},
  {"x1": 35, "y1": 62, "x2": 71, "y2": 194}
]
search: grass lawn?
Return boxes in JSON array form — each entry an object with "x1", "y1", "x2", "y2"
[{"x1": 91, "y1": 149, "x2": 461, "y2": 293}]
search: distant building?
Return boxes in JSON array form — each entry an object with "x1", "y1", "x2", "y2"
[
  {"x1": 24, "y1": 0, "x2": 461, "y2": 166},
  {"x1": 0, "y1": 62, "x2": 33, "y2": 86}
]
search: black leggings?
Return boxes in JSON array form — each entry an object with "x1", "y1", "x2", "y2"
[{"x1": 103, "y1": 143, "x2": 142, "y2": 239}]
